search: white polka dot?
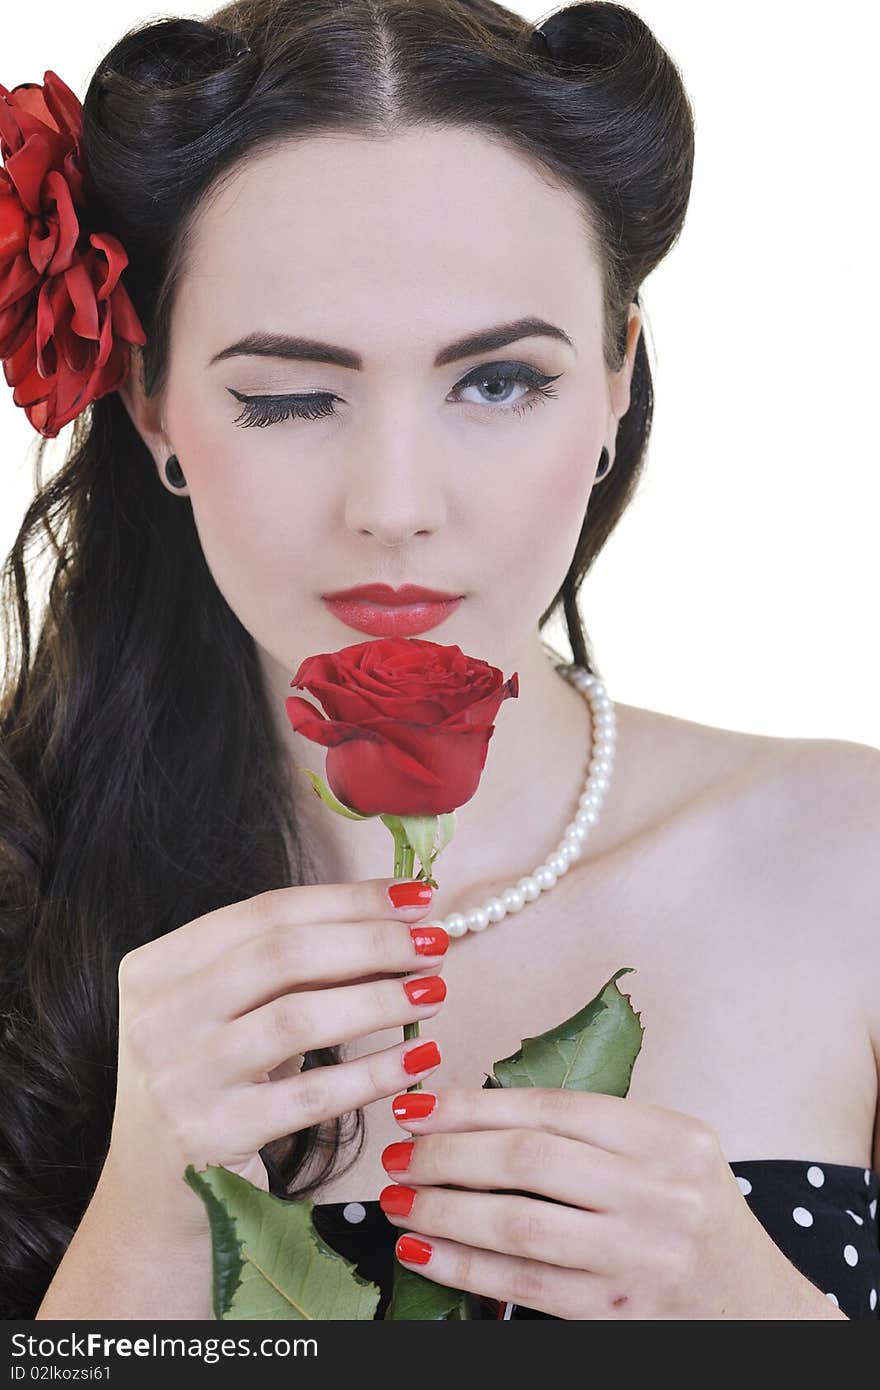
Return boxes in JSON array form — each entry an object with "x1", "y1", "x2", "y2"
[
  {"x1": 843, "y1": 1244, "x2": 859, "y2": 1267},
  {"x1": 825, "y1": 1292, "x2": 839, "y2": 1306},
  {"x1": 342, "y1": 1202, "x2": 367, "y2": 1224},
  {"x1": 845, "y1": 1209, "x2": 864, "y2": 1226},
  {"x1": 865, "y1": 1169, "x2": 871, "y2": 1186},
  {"x1": 806, "y1": 1165, "x2": 825, "y2": 1187},
  {"x1": 870, "y1": 1288, "x2": 877, "y2": 1312},
  {"x1": 736, "y1": 1175, "x2": 752, "y2": 1196},
  {"x1": 870, "y1": 1198, "x2": 877, "y2": 1220},
  {"x1": 792, "y1": 1207, "x2": 813, "y2": 1227}
]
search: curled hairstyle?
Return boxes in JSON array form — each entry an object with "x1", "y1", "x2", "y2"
[{"x1": 0, "y1": 0, "x2": 694, "y2": 1317}]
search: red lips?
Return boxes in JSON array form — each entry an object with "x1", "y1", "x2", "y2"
[{"x1": 322, "y1": 583, "x2": 463, "y2": 605}]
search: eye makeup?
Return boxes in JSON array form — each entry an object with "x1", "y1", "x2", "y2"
[{"x1": 227, "y1": 361, "x2": 564, "y2": 429}]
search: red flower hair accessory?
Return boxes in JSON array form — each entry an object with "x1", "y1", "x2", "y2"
[{"x1": 0, "y1": 69, "x2": 146, "y2": 438}]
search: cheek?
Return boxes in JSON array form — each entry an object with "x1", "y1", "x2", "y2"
[
  {"x1": 481, "y1": 432, "x2": 595, "y2": 591},
  {"x1": 175, "y1": 433, "x2": 319, "y2": 627}
]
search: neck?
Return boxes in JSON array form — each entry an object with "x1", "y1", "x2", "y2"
[{"x1": 262, "y1": 637, "x2": 598, "y2": 918}]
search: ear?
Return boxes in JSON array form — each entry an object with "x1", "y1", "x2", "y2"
[
  {"x1": 608, "y1": 301, "x2": 643, "y2": 423},
  {"x1": 117, "y1": 347, "x2": 172, "y2": 479}
]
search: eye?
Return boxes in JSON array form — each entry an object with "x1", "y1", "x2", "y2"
[
  {"x1": 227, "y1": 362, "x2": 563, "y2": 428},
  {"x1": 449, "y1": 361, "x2": 563, "y2": 417},
  {"x1": 228, "y1": 389, "x2": 338, "y2": 428}
]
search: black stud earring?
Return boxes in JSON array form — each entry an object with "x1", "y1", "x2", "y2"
[
  {"x1": 164, "y1": 453, "x2": 187, "y2": 489},
  {"x1": 595, "y1": 446, "x2": 611, "y2": 480}
]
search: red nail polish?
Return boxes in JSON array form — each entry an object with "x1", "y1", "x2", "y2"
[
  {"x1": 379, "y1": 1183, "x2": 416, "y2": 1216},
  {"x1": 410, "y1": 925, "x2": 449, "y2": 956},
  {"x1": 396, "y1": 1235, "x2": 433, "y2": 1265},
  {"x1": 404, "y1": 975, "x2": 446, "y2": 1005},
  {"x1": 403, "y1": 1040, "x2": 441, "y2": 1074},
  {"x1": 388, "y1": 880, "x2": 434, "y2": 909},
  {"x1": 382, "y1": 1140, "x2": 414, "y2": 1172},
  {"x1": 392, "y1": 1092, "x2": 437, "y2": 1120}
]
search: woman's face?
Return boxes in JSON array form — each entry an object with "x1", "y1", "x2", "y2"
[{"x1": 122, "y1": 126, "x2": 640, "y2": 686}]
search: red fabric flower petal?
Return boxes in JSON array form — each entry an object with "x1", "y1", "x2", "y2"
[
  {"x1": 0, "y1": 184, "x2": 28, "y2": 261},
  {"x1": 0, "y1": 70, "x2": 146, "y2": 436}
]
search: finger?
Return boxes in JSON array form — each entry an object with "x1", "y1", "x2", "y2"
[
  {"x1": 230, "y1": 1035, "x2": 444, "y2": 1151},
  {"x1": 389, "y1": 1084, "x2": 666, "y2": 1161},
  {"x1": 127, "y1": 876, "x2": 436, "y2": 986},
  {"x1": 379, "y1": 1126, "x2": 636, "y2": 1212},
  {"x1": 160, "y1": 918, "x2": 450, "y2": 1027},
  {"x1": 209, "y1": 971, "x2": 447, "y2": 1083},
  {"x1": 380, "y1": 1182, "x2": 619, "y2": 1274},
  {"x1": 391, "y1": 1225, "x2": 601, "y2": 1320}
]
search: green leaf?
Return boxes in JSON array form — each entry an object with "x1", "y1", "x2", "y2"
[
  {"x1": 436, "y1": 812, "x2": 457, "y2": 855},
  {"x1": 386, "y1": 1258, "x2": 469, "y2": 1319},
  {"x1": 295, "y1": 768, "x2": 374, "y2": 821},
  {"x1": 485, "y1": 967, "x2": 644, "y2": 1096},
  {"x1": 183, "y1": 1165, "x2": 380, "y2": 1320},
  {"x1": 398, "y1": 815, "x2": 438, "y2": 875}
]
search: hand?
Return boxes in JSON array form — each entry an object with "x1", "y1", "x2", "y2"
[
  {"x1": 103, "y1": 876, "x2": 449, "y2": 1243},
  {"x1": 379, "y1": 1086, "x2": 843, "y2": 1319}
]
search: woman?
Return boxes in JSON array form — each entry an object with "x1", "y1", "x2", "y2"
[{"x1": 1, "y1": 0, "x2": 877, "y2": 1321}]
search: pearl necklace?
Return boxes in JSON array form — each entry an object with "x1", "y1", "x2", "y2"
[{"x1": 429, "y1": 662, "x2": 616, "y2": 938}]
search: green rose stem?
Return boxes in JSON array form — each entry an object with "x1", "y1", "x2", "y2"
[
  {"x1": 294, "y1": 768, "x2": 448, "y2": 1098},
  {"x1": 391, "y1": 826, "x2": 425, "y2": 1092}
]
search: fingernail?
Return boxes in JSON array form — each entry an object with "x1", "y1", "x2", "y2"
[
  {"x1": 392, "y1": 1091, "x2": 437, "y2": 1121},
  {"x1": 380, "y1": 1183, "x2": 416, "y2": 1216},
  {"x1": 396, "y1": 1234, "x2": 433, "y2": 1265},
  {"x1": 402, "y1": 1040, "x2": 441, "y2": 1074},
  {"x1": 403, "y1": 975, "x2": 446, "y2": 1006},
  {"x1": 410, "y1": 925, "x2": 449, "y2": 956},
  {"x1": 388, "y1": 880, "x2": 434, "y2": 910},
  {"x1": 382, "y1": 1140, "x2": 413, "y2": 1173}
]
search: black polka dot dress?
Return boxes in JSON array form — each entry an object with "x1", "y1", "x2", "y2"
[{"x1": 309, "y1": 1160, "x2": 879, "y2": 1319}]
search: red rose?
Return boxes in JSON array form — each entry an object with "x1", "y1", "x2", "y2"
[
  {"x1": 0, "y1": 70, "x2": 146, "y2": 437},
  {"x1": 286, "y1": 638, "x2": 519, "y2": 816}
]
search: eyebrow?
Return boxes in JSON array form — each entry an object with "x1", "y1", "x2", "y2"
[{"x1": 207, "y1": 316, "x2": 576, "y2": 370}]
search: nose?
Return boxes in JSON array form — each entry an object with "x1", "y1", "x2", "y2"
[{"x1": 343, "y1": 437, "x2": 447, "y2": 547}]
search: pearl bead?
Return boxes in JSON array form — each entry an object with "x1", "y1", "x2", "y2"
[
  {"x1": 517, "y1": 876, "x2": 541, "y2": 901},
  {"x1": 430, "y1": 663, "x2": 614, "y2": 936},
  {"x1": 465, "y1": 906, "x2": 490, "y2": 931},
  {"x1": 534, "y1": 865, "x2": 558, "y2": 890}
]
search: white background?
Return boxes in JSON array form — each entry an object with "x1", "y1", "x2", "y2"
[{"x1": 2, "y1": 2, "x2": 877, "y2": 748}]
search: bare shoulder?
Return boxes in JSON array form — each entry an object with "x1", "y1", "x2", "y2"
[
  {"x1": 606, "y1": 706, "x2": 880, "y2": 1166},
  {"x1": 764, "y1": 732, "x2": 880, "y2": 1167},
  {"x1": 767, "y1": 730, "x2": 880, "y2": 1001},
  {"x1": 711, "y1": 723, "x2": 880, "y2": 1070},
  {"x1": 615, "y1": 700, "x2": 878, "y2": 940}
]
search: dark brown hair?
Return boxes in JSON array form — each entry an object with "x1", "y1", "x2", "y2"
[{"x1": 0, "y1": 0, "x2": 694, "y2": 1316}]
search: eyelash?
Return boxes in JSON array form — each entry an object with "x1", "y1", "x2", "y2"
[{"x1": 228, "y1": 362, "x2": 563, "y2": 428}]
